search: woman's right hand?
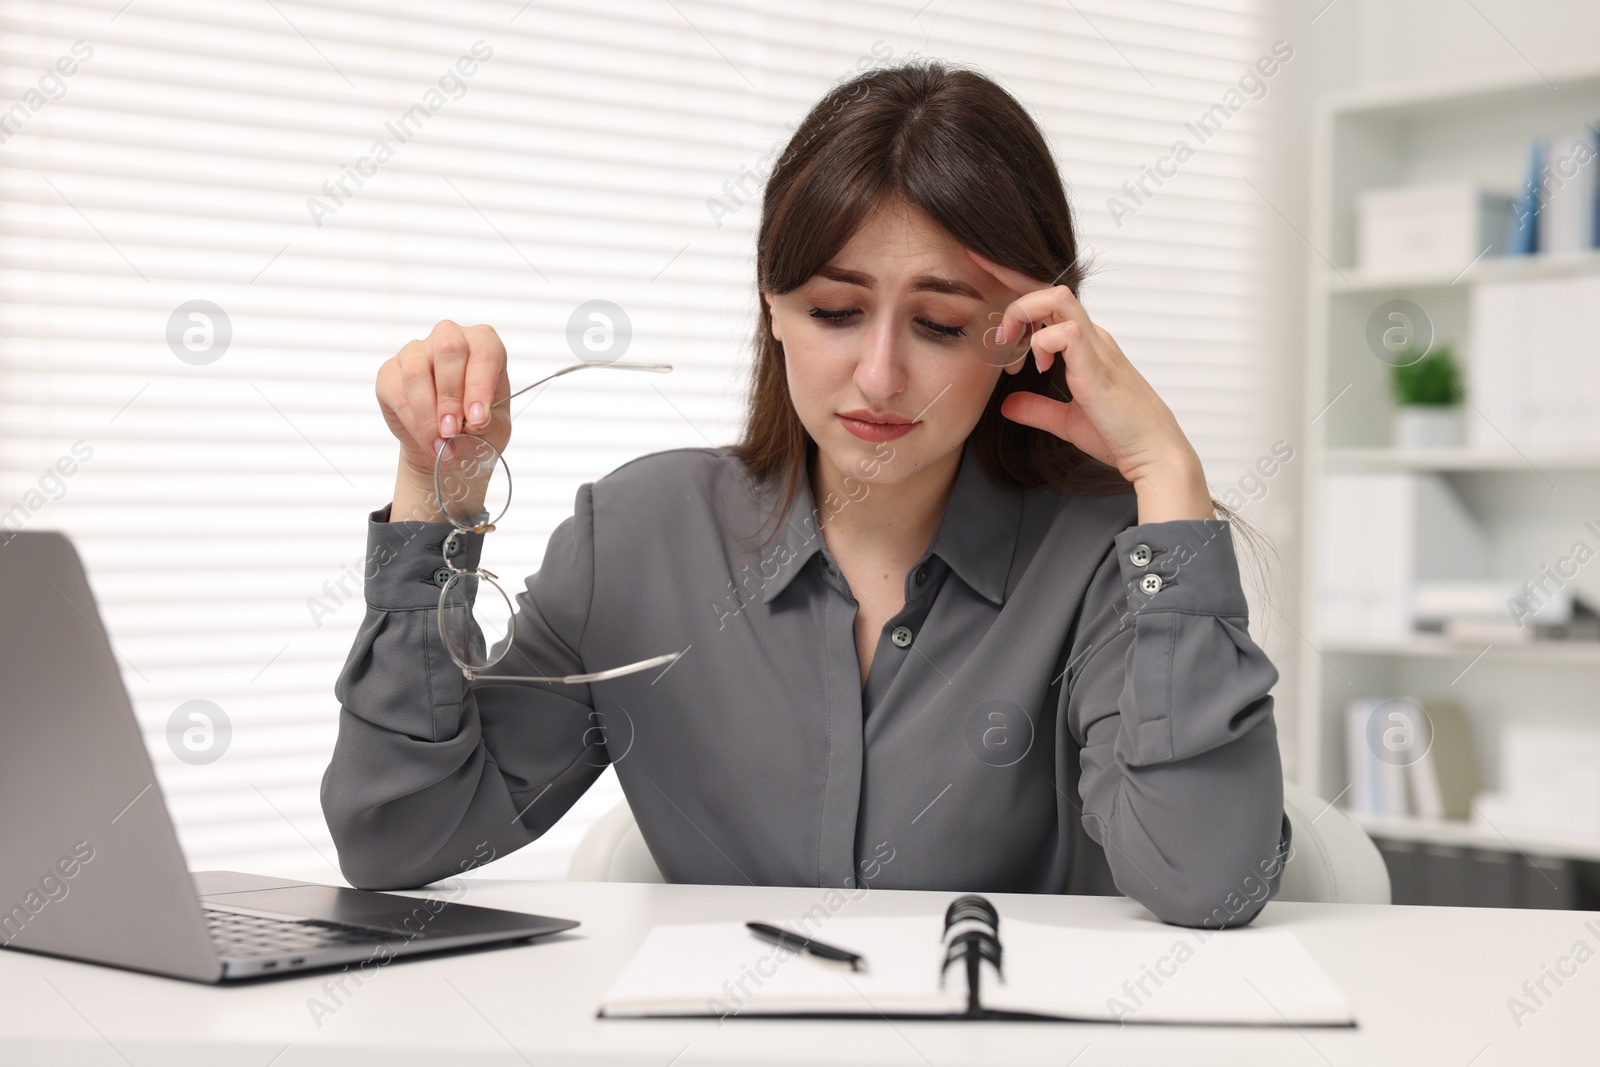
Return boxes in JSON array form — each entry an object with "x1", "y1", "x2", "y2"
[{"x1": 377, "y1": 320, "x2": 512, "y2": 520}]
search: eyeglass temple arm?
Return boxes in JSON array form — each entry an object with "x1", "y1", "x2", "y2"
[
  {"x1": 492, "y1": 361, "x2": 673, "y2": 409},
  {"x1": 466, "y1": 650, "x2": 681, "y2": 685}
]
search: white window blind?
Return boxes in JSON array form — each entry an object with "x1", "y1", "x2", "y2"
[{"x1": 0, "y1": 0, "x2": 1269, "y2": 883}]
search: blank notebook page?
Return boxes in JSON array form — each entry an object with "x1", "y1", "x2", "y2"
[
  {"x1": 985, "y1": 919, "x2": 1354, "y2": 1025},
  {"x1": 599, "y1": 916, "x2": 964, "y2": 1016}
]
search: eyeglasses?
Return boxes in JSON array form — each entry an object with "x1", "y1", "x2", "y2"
[{"x1": 432, "y1": 359, "x2": 683, "y2": 684}]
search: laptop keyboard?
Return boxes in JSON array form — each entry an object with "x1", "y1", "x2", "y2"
[{"x1": 203, "y1": 906, "x2": 398, "y2": 959}]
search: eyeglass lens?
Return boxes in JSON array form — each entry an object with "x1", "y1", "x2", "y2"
[
  {"x1": 438, "y1": 571, "x2": 515, "y2": 673},
  {"x1": 434, "y1": 434, "x2": 511, "y2": 531}
]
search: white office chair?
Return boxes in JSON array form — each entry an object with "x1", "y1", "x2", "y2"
[
  {"x1": 568, "y1": 778, "x2": 1392, "y2": 905},
  {"x1": 568, "y1": 795, "x2": 668, "y2": 885},
  {"x1": 1278, "y1": 777, "x2": 1391, "y2": 904}
]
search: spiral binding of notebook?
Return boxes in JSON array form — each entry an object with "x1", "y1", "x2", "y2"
[{"x1": 938, "y1": 894, "x2": 1004, "y2": 1016}]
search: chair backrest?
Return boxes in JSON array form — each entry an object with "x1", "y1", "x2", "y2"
[
  {"x1": 567, "y1": 794, "x2": 665, "y2": 884},
  {"x1": 568, "y1": 779, "x2": 1393, "y2": 905},
  {"x1": 1277, "y1": 777, "x2": 1391, "y2": 904}
]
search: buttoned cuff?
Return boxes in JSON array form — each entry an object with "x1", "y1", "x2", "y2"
[
  {"x1": 1113, "y1": 519, "x2": 1248, "y2": 618},
  {"x1": 362, "y1": 503, "x2": 487, "y2": 611}
]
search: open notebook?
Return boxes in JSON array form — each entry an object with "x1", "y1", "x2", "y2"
[{"x1": 598, "y1": 894, "x2": 1355, "y2": 1026}]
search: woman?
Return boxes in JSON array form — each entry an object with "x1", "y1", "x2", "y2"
[{"x1": 322, "y1": 59, "x2": 1290, "y2": 929}]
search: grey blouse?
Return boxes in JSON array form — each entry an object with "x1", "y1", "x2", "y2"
[{"x1": 321, "y1": 434, "x2": 1291, "y2": 928}]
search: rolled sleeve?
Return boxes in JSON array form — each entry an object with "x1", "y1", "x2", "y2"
[
  {"x1": 1110, "y1": 519, "x2": 1271, "y2": 765},
  {"x1": 1065, "y1": 517, "x2": 1289, "y2": 928}
]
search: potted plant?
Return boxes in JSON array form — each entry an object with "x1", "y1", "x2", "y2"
[{"x1": 1390, "y1": 343, "x2": 1464, "y2": 449}]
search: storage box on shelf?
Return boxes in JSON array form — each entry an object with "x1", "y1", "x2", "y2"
[{"x1": 1356, "y1": 181, "x2": 1514, "y2": 276}]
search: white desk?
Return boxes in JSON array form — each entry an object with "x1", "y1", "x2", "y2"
[{"x1": 1, "y1": 877, "x2": 1593, "y2": 1066}]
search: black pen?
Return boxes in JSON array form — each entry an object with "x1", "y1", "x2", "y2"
[{"x1": 746, "y1": 922, "x2": 867, "y2": 972}]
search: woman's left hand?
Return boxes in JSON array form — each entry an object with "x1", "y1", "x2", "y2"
[{"x1": 965, "y1": 248, "x2": 1198, "y2": 489}]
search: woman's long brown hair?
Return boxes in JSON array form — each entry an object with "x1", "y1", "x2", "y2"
[{"x1": 726, "y1": 57, "x2": 1277, "y2": 607}]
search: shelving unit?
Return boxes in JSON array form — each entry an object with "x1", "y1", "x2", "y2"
[{"x1": 1298, "y1": 62, "x2": 1600, "y2": 879}]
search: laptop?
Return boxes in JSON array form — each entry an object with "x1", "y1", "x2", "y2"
[{"x1": 0, "y1": 531, "x2": 579, "y2": 983}]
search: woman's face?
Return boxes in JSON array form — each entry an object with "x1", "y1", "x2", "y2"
[{"x1": 764, "y1": 198, "x2": 1024, "y2": 488}]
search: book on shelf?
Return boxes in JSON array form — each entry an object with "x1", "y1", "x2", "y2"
[
  {"x1": 1405, "y1": 699, "x2": 1479, "y2": 821},
  {"x1": 1414, "y1": 580, "x2": 1600, "y2": 644},
  {"x1": 1344, "y1": 696, "x2": 1479, "y2": 822},
  {"x1": 1541, "y1": 127, "x2": 1598, "y2": 255},
  {"x1": 1345, "y1": 697, "x2": 1409, "y2": 817},
  {"x1": 1506, "y1": 137, "x2": 1543, "y2": 255},
  {"x1": 1414, "y1": 581, "x2": 1556, "y2": 623},
  {"x1": 1506, "y1": 126, "x2": 1600, "y2": 257},
  {"x1": 1469, "y1": 272, "x2": 1600, "y2": 452},
  {"x1": 1316, "y1": 472, "x2": 1487, "y2": 641}
]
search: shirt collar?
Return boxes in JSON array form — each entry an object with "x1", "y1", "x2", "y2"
[{"x1": 750, "y1": 435, "x2": 1023, "y2": 607}]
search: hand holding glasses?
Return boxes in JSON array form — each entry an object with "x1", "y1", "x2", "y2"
[{"x1": 432, "y1": 359, "x2": 683, "y2": 684}]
